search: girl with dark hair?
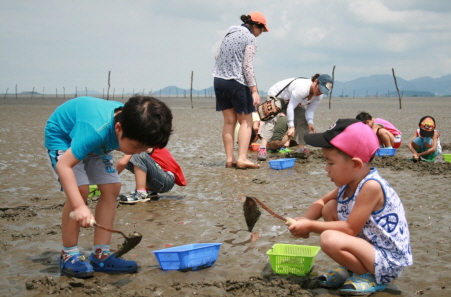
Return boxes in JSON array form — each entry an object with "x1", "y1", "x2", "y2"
[
  {"x1": 212, "y1": 12, "x2": 269, "y2": 169},
  {"x1": 407, "y1": 116, "x2": 442, "y2": 161}
]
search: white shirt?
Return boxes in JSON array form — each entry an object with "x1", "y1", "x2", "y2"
[{"x1": 268, "y1": 78, "x2": 322, "y2": 127}]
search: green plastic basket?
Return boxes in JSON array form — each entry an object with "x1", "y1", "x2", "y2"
[
  {"x1": 266, "y1": 244, "x2": 321, "y2": 276},
  {"x1": 443, "y1": 154, "x2": 451, "y2": 163}
]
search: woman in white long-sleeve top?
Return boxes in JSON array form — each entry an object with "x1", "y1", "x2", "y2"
[{"x1": 257, "y1": 74, "x2": 333, "y2": 161}]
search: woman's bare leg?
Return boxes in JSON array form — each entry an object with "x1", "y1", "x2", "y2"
[{"x1": 222, "y1": 108, "x2": 237, "y2": 164}]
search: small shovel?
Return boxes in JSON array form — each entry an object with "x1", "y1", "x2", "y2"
[
  {"x1": 244, "y1": 196, "x2": 296, "y2": 231},
  {"x1": 69, "y1": 211, "x2": 142, "y2": 258}
]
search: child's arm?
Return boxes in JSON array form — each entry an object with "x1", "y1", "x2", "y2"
[
  {"x1": 416, "y1": 131, "x2": 439, "y2": 157},
  {"x1": 56, "y1": 148, "x2": 94, "y2": 227},
  {"x1": 289, "y1": 181, "x2": 383, "y2": 238},
  {"x1": 116, "y1": 154, "x2": 133, "y2": 174},
  {"x1": 407, "y1": 130, "x2": 418, "y2": 158}
]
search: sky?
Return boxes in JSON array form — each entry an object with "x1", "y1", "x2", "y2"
[{"x1": 1, "y1": 0, "x2": 451, "y2": 94}]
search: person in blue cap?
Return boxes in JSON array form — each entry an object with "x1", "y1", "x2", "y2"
[{"x1": 257, "y1": 73, "x2": 333, "y2": 160}]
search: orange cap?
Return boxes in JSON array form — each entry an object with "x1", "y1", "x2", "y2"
[{"x1": 249, "y1": 11, "x2": 269, "y2": 32}]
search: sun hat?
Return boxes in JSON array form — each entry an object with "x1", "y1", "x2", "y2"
[
  {"x1": 317, "y1": 74, "x2": 333, "y2": 96},
  {"x1": 304, "y1": 119, "x2": 379, "y2": 163},
  {"x1": 418, "y1": 116, "x2": 435, "y2": 137},
  {"x1": 249, "y1": 11, "x2": 270, "y2": 32}
]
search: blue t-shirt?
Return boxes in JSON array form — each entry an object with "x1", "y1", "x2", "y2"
[{"x1": 44, "y1": 96, "x2": 123, "y2": 161}]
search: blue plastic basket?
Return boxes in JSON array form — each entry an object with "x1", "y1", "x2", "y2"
[
  {"x1": 375, "y1": 148, "x2": 397, "y2": 157},
  {"x1": 153, "y1": 243, "x2": 222, "y2": 271},
  {"x1": 268, "y1": 158, "x2": 296, "y2": 170}
]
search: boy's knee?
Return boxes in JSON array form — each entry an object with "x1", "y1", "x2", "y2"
[{"x1": 320, "y1": 230, "x2": 340, "y2": 250}]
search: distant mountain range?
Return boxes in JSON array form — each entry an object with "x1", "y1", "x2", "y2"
[
  {"x1": 152, "y1": 74, "x2": 451, "y2": 98},
  {"x1": 11, "y1": 74, "x2": 450, "y2": 97},
  {"x1": 332, "y1": 74, "x2": 451, "y2": 97}
]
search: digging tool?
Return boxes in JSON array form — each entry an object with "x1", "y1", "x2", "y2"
[
  {"x1": 243, "y1": 196, "x2": 261, "y2": 232},
  {"x1": 245, "y1": 196, "x2": 296, "y2": 227},
  {"x1": 69, "y1": 211, "x2": 142, "y2": 258}
]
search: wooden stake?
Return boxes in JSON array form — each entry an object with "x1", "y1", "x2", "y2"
[
  {"x1": 107, "y1": 71, "x2": 111, "y2": 100},
  {"x1": 190, "y1": 71, "x2": 194, "y2": 109},
  {"x1": 392, "y1": 68, "x2": 402, "y2": 109},
  {"x1": 329, "y1": 65, "x2": 335, "y2": 109}
]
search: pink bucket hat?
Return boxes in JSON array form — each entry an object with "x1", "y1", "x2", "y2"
[{"x1": 304, "y1": 119, "x2": 379, "y2": 163}]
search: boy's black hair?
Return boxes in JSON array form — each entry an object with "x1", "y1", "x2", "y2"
[
  {"x1": 356, "y1": 111, "x2": 372, "y2": 122},
  {"x1": 115, "y1": 96, "x2": 173, "y2": 148}
]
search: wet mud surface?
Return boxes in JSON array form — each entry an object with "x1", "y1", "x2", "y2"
[{"x1": 1, "y1": 96, "x2": 451, "y2": 296}]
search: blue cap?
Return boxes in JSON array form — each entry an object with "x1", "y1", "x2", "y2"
[{"x1": 317, "y1": 74, "x2": 333, "y2": 96}]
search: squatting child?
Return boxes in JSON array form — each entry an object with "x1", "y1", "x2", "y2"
[
  {"x1": 407, "y1": 115, "x2": 441, "y2": 162},
  {"x1": 288, "y1": 118, "x2": 412, "y2": 295},
  {"x1": 116, "y1": 147, "x2": 186, "y2": 204},
  {"x1": 44, "y1": 96, "x2": 173, "y2": 277},
  {"x1": 356, "y1": 111, "x2": 402, "y2": 148}
]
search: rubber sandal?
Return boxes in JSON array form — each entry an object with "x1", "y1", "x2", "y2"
[
  {"x1": 89, "y1": 252, "x2": 138, "y2": 273},
  {"x1": 339, "y1": 273, "x2": 386, "y2": 295},
  {"x1": 59, "y1": 253, "x2": 94, "y2": 278},
  {"x1": 318, "y1": 266, "x2": 352, "y2": 288}
]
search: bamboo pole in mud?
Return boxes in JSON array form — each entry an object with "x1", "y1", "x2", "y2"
[
  {"x1": 85, "y1": 87, "x2": 87, "y2": 96},
  {"x1": 31, "y1": 87, "x2": 35, "y2": 99},
  {"x1": 190, "y1": 71, "x2": 193, "y2": 109},
  {"x1": 4, "y1": 88, "x2": 8, "y2": 99},
  {"x1": 42, "y1": 87, "x2": 44, "y2": 98},
  {"x1": 63, "y1": 87, "x2": 65, "y2": 99},
  {"x1": 107, "y1": 71, "x2": 111, "y2": 100},
  {"x1": 15, "y1": 84, "x2": 17, "y2": 99},
  {"x1": 392, "y1": 68, "x2": 402, "y2": 109},
  {"x1": 329, "y1": 65, "x2": 335, "y2": 109}
]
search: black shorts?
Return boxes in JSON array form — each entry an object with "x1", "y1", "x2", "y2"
[{"x1": 214, "y1": 77, "x2": 255, "y2": 115}]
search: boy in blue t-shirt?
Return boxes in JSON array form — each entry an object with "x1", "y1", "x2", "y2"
[{"x1": 44, "y1": 96, "x2": 173, "y2": 277}]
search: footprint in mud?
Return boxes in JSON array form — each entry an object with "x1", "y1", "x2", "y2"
[
  {"x1": 27, "y1": 251, "x2": 61, "y2": 275},
  {"x1": 251, "y1": 178, "x2": 269, "y2": 184}
]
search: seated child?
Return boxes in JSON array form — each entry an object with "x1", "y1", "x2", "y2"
[
  {"x1": 288, "y1": 119, "x2": 412, "y2": 295},
  {"x1": 117, "y1": 147, "x2": 186, "y2": 204},
  {"x1": 44, "y1": 96, "x2": 173, "y2": 278},
  {"x1": 356, "y1": 111, "x2": 402, "y2": 148},
  {"x1": 407, "y1": 116, "x2": 441, "y2": 162},
  {"x1": 265, "y1": 113, "x2": 292, "y2": 151}
]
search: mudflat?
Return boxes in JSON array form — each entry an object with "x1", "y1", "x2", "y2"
[{"x1": 1, "y1": 96, "x2": 450, "y2": 296}]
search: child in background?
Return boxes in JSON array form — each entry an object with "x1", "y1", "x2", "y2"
[
  {"x1": 265, "y1": 113, "x2": 292, "y2": 152},
  {"x1": 44, "y1": 96, "x2": 173, "y2": 278},
  {"x1": 234, "y1": 111, "x2": 261, "y2": 145},
  {"x1": 407, "y1": 116, "x2": 441, "y2": 162},
  {"x1": 289, "y1": 119, "x2": 412, "y2": 295},
  {"x1": 356, "y1": 111, "x2": 402, "y2": 148},
  {"x1": 117, "y1": 147, "x2": 186, "y2": 204}
]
